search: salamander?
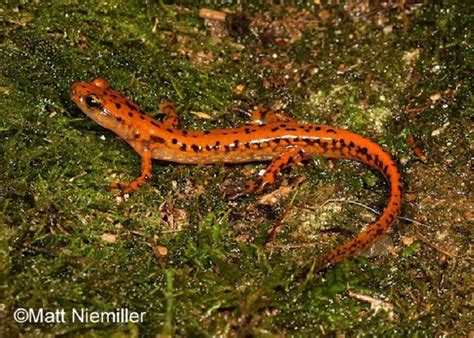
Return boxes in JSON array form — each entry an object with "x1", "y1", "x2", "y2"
[{"x1": 70, "y1": 77, "x2": 402, "y2": 270}]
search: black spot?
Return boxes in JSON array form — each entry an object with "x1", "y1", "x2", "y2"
[
  {"x1": 128, "y1": 112, "x2": 133, "y2": 117},
  {"x1": 115, "y1": 102, "x2": 122, "y2": 109},
  {"x1": 115, "y1": 116, "x2": 122, "y2": 122},
  {"x1": 215, "y1": 141, "x2": 220, "y2": 149},
  {"x1": 349, "y1": 141, "x2": 355, "y2": 148},
  {"x1": 151, "y1": 121, "x2": 160, "y2": 127},
  {"x1": 366, "y1": 154, "x2": 372, "y2": 161},
  {"x1": 182, "y1": 130, "x2": 188, "y2": 136},
  {"x1": 332, "y1": 139, "x2": 337, "y2": 147},
  {"x1": 280, "y1": 124, "x2": 287, "y2": 128},
  {"x1": 139, "y1": 114, "x2": 146, "y2": 120},
  {"x1": 271, "y1": 127, "x2": 279, "y2": 132},
  {"x1": 374, "y1": 155, "x2": 380, "y2": 167},
  {"x1": 285, "y1": 127, "x2": 297, "y2": 131},
  {"x1": 166, "y1": 128, "x2": 174, "y2": 133},
  {"x1": 204, "y1": 130, "x2": 210, "y2": 134},
  {"x1": 134, "y1": 132, "x2": 140, "y2": 139},
  {"x1": 180, "y1": 144, "x2": 187, "y2": 151},
  {"x1": 244, "y1": 127, "x2": 251, "y2": 134},
  {"x1": 172, "y1": 138, "x2": 178, "y2": 144},
  {"x1": 206, "y1": 145, "x2": 213, "y2": 151},
  {"x1": 233, "y1": 140, "x2": 239, "y2": 147},
  {"x1": 327, "y1": 129, "x2": 336, "y2": 133},
  {"x1": 340, "y1": 139, "x2": 346, "y2": 146},
  {"x1": 150, "y1": 135, "x2": 166, "y2": 143},
  {"x1": 315, "y1": 126, "x2": 321, "y2": 131},
  {"x1": 273, "y1": 138, "x2": 281, "y2": 144},
  {"x1": 126, "y1": 101, "x2": 138, "y2": 111},
  {"x1": 244, "y1": 143, "x2": 250, "y2": 148},
  {"x1": 191, "y1": 144, "x2": 200, "y2": 152},
  {"x1": 356, "y1": 146, "x2": 368, "y2": 155},
  {"x1": 224, "y1": 145, "x2": 230, "y2": 152}
]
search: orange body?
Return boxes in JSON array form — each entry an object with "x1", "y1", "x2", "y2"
[{"x1": 71, "y1": 78, "x2": 402, "y2": 270}]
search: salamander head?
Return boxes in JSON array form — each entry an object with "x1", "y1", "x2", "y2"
[{"x1": 70, "y1": 77, "x2": 132, "y2": 133}]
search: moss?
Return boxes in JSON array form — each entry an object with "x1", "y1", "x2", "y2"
[{"x1": 1, "y1": 0, "x2": 471, "y2": 336}]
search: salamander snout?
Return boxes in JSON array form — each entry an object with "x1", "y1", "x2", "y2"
[{"x1": 70, "y1": 82, "x2": 82, "y2": 103}]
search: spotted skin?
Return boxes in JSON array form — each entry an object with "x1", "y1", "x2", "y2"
[
  {"x1": 70, "y1": 77, "x2": 403, "y2": 270},
  {"x1": 250, "y1": 105, "x2": 295, "y2": 125},
  {"x1": 159, "y1": 101, "x2": 180, "y2": 128},
  {"x1": 243, "y1": 147, "x2": 309, "y2": 195}
]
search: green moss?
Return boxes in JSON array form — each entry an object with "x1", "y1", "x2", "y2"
[{"x1": 1, "y1": 1, "x2": 471, "y2": 336}]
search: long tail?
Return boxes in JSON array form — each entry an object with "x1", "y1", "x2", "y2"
[{"x1": 312, "y1": 131, "x2": 403, "y2": 270}]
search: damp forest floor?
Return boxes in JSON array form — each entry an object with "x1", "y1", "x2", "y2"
[{"x1": 0, "y1": 1, "x2": 472, "y2": 336}]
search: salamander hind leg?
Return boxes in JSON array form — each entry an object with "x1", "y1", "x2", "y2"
[
  {"x1": 159, "y1": 101, "x2": 180, "y2": 128},
  {"x1": 109, "y1": 152, "x2": 152, "y2": 195},
  {"x1": 243, "y1": 147, "x2": 309, "y2": 195},
  {"x1": 250, "y1": 105, "x2": 295, "y2": 125}
]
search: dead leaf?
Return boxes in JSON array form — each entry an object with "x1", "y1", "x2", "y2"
[
  {"x1": 153, "y1": 245, "x2": 168, "y2": 256},
  {"x1": 190, "y1": 111, "x2": 212, "y2": 119},
  {"x1": 258, "y1": 186, "x2": 292, "y2": 205},
  {"x1": 101, "y1": 233, "x2": 117, "y2": 244}
]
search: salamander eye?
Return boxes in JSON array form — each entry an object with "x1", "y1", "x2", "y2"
[{"x1": 85, "y1": 95, "x2": 102, "y2": 109}]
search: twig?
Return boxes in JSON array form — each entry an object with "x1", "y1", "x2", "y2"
[
  {"x1": 320, "y1": 198, "x2": 432, "y2": 228},
  {"x1": 415, "y1": 230, "x2": 456, "y2": 258},
  {"x1": 348, "y1": 291, "x2": 395, "y2": 320},
  {"x1": 199, "y1": 8, "x2": 227, "y2": 22},
  {"x1": 319, "y1": 198, "x2": 462, "y2": 259}
]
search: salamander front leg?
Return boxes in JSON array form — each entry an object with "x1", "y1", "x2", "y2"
[
  {"x1": 242, "y1": 147, "x2": 309, "y2": 195},
  {"x1": 159, "y1": 101, "x2": 180, "y2": 128},
  {"x1": 250, "y1": 105, "x2": 295, "y2": 125},
  {"x1": 109, "y1": 152, "x2": 152, "y2": 195}
]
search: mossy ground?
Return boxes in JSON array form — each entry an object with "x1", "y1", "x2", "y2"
[{"x1": 0, "y1": 1, "x2": 471, "y2": 336}]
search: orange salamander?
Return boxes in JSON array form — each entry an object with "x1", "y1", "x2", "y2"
[{"x1": 70, "y1": 77, "x2": 402, "y2": 270}]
